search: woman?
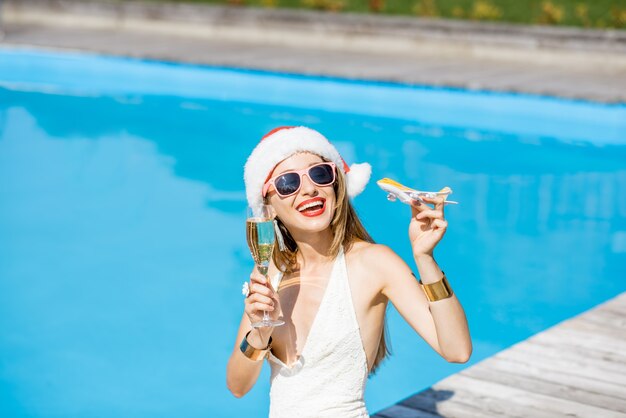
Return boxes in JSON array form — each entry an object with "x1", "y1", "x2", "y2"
[{"x1": 226, "y1": 126, "x2": 472, "y2": 417}]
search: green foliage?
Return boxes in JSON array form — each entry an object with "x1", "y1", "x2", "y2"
[
  {"x1": 413, "y1": 0, "x2": 440, "y2": 17},
  {"x1": 301, "y1": 0, "x2": 345, "y2": 11},
  {"x1": 369, "y1": 0, "x2": 386, "y2": 12},
  {"x1": 537, "y1": 1, "x2": 565, "y2": 24},
  {"x1": 575, "y1": 3, "x2": 591, "y2": 27},
  {"x1": 150, "y1": 0, "x2": 626, "y2": 29},
  {"x1": 611, "y1": 5, "x2": 626, "y2": 27},
  {"x1": 470, "y1": 0, "x2": 502, "y2": 20}
]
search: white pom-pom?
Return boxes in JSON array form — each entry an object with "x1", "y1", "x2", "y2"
[{"x1": 346, "y1": 162, "x2": 372, "y2": 198}]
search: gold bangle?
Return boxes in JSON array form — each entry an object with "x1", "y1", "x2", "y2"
[
  {"x1": 419, "y1": 273, "x2": 453, "y2": 302},
  {"x1": 239, "y1": 330, "x2": 272, "y2": 361}
]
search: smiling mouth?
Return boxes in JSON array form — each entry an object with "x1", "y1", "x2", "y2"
[{"x1": 296, "y1": 199, "x2": 326, "y2": 217}]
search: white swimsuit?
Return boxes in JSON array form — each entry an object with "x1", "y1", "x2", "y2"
[{"x1": 267, "y1": 247, "x2": 370, "y2": 418}]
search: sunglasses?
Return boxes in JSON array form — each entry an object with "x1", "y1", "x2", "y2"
[{"x1": 262, "y1": 162, "x2": 336, "y2": 198}]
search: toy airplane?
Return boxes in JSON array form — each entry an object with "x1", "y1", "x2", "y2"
[{"x1": 377, "y1": 178, "x2": 459, "y2": 205}]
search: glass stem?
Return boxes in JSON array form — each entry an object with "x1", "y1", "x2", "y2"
[{"x1": 262, "y1": 273, "x2": 271, "y2": 323}]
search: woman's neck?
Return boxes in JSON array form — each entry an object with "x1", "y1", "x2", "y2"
[{"x1": 292, "y1": 229, "x2": 335, "y2": 269}]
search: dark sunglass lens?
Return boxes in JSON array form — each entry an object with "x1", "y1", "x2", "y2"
[
  {"x1": 275, "y1": 172, "x2": 301, "y2": 196},
  {"x1": 309, "y1": 164, "x2": 334, "y2": 185}
]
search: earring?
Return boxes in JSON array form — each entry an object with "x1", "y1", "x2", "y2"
[{"x1": 274, "y1": 219, "x2": 286, "y2": 251}]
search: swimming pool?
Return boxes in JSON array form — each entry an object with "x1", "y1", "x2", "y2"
[{"x1": 1, "y1": 48, "x2": 625, "y2": 417}]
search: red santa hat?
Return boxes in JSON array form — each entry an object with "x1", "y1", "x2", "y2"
[{"x1": 244, "y1": 126, "x2": 371, "y2": 211}]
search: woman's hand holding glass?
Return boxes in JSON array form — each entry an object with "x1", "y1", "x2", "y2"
[
  {"x1": 244, "y1": 268, "x2": 282, "y2": 328},
  {"x1": 246, "y1": 205, "x2": 285, "y2": 328}
]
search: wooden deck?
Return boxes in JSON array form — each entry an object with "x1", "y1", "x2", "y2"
[{"x1": 373, "y1": 292, "x2": 626, "y2": 418}]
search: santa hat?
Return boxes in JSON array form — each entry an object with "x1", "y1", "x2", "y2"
[{"x1": 244, "y1": 126, "x2": 371, "y2": 212}]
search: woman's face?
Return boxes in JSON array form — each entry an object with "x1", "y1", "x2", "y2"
[{"x1": 266, "y1": 152, "x2": 336, "y2": 236}]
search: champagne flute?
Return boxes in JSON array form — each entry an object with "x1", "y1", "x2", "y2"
[{"x1": 246, "y1": 205, "x2": 285, "y2": 328}]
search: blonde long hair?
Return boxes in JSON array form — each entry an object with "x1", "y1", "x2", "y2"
[{"x1": 268, "y1": 158, "x2": 391, "y2": 375}]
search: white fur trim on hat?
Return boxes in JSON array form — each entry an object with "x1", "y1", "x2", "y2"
[
  {"x1": 346, "y1": 162, "x2": 371, "y2": 197},
  {"x1": 244, "y1": 126, "x2": 371, "y2": 211}
]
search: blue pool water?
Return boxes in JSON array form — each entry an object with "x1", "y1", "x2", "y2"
[{"x1": 1, "y1": 48, "x2": 625, "y2": 417}]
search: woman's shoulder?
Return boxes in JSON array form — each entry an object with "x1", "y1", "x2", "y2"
[
  {"x1": 346, "y1": 241, "x2": 402, "y2": 269},
  {"x1": 347, "y1": 241, "x2": 415, "y2": 298},
  {"x1": 345, "y1": 241, "x2": 407, "y2": 296}
]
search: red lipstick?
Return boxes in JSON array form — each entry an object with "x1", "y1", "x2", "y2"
[{"x1": 296, "y1": 197, "x2": 326, "y2": 217}]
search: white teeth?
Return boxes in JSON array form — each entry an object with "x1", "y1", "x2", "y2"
[{"x1": 298, "y1": 201, "x2": 324, "y2": 212}]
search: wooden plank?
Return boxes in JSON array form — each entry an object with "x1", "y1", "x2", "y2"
[
  {"x1": 569, "y1": 301, "x2": 626, "y2": 321},
  {"x1": 476, "y1": 356, "x2": 626, "y2": 400},
  {"x1": 602, "y1": 294, "x2": 626, "y2": 313},
  {"x1": 431, "y1": 373, "x2": 623, "y2": 418},
  {"x1": 526, "y1": 338, "x2": 626, "y2": 366},
  {"x1": 605, "y1": 304, "x2": 626, "y2": 316},
  {"x1": 564, "y1": 314, "x2": 626, "y2": 339},
  {"x1": 529, "y1": 326, "x2": 626, "y2": 356},
  {"x1": 398, "y1": 388, "x2": 487, "y2": 418},
  {"x1": 503, "y1": 340, "x2": 626, "y2": 377},
  {"x1": 492, "y1": 345, "x2": 626, "y2": 386},
  {"x1": 415, "y1": 399, "x2": 489, "y2": 418},
  {"x1": 565, "y1": 309, "x2": 626, "y2": 332},
  {"x1": 460, "y1": 362, "x2": 626, "y2": 413},
  {"x1": 373, "y1": 404, "x2": 443, "y2": 418},
  {"x1": 587, "y1": 293, "x2": 626, "y2": 313}
]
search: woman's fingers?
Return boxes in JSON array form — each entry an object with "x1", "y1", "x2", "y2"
[
  {"x1": 411, "y1": 195, "x2": 445, "y2": 214},
  {"x1": 249, "y1": 277, "x2": 277, "y2": 303},
  {"x1": 246, "y1": 270, "x2": 279, "y2": 319},
  {"x1": 246, "y1": 300, "x2": 272, "y2": 312},
  {"x1": 420, "y1": 195, "x2": 445, "y2": 211},
  {"x1": 250, "y1": 282, "x2": 273, "y2": 297},
  {"x1": 245, "y1": 294, "x2": 275, "y2": 317},
  {"x1": 432, "y1": 218, "x2": 448, "y2": 230},
  {"x1": 250, "y1": 267, "x2": 280, "y2": 296},
  {"x1": 415, "y1": 209, "x2": 444, "y2": 221},
  {"x1": 245, "y1": 302, "x2": 275, "y2": 316},
  {"x1": 250, "y1": 271, "x2": 267, "y2": 285},
  {"x1": 249, "y1": 291, "x2": 274, "y2": 305}
]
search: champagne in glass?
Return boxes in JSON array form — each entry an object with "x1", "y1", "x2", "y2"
[
  {"x1": 246, "y1": 219, "x2": 274, "y2": 276},
  {"x1": 246, "y1": 205, "x2": 285, "y2": 328}
]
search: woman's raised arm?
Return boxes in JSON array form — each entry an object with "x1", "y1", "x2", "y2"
[
  {"x1": 370, "y1": 244, "x2": 472, "y2": 363},
  {"x1": 371, "y1": 193, "x2": 472, "y2": 363}
]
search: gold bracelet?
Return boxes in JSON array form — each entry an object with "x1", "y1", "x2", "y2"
[
  {"x1": 419, "y1": 273, "x2": 453, "y2": 302},
  {"x1": 239, "y1": 330, "x2": 272, "y2": 361}
]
